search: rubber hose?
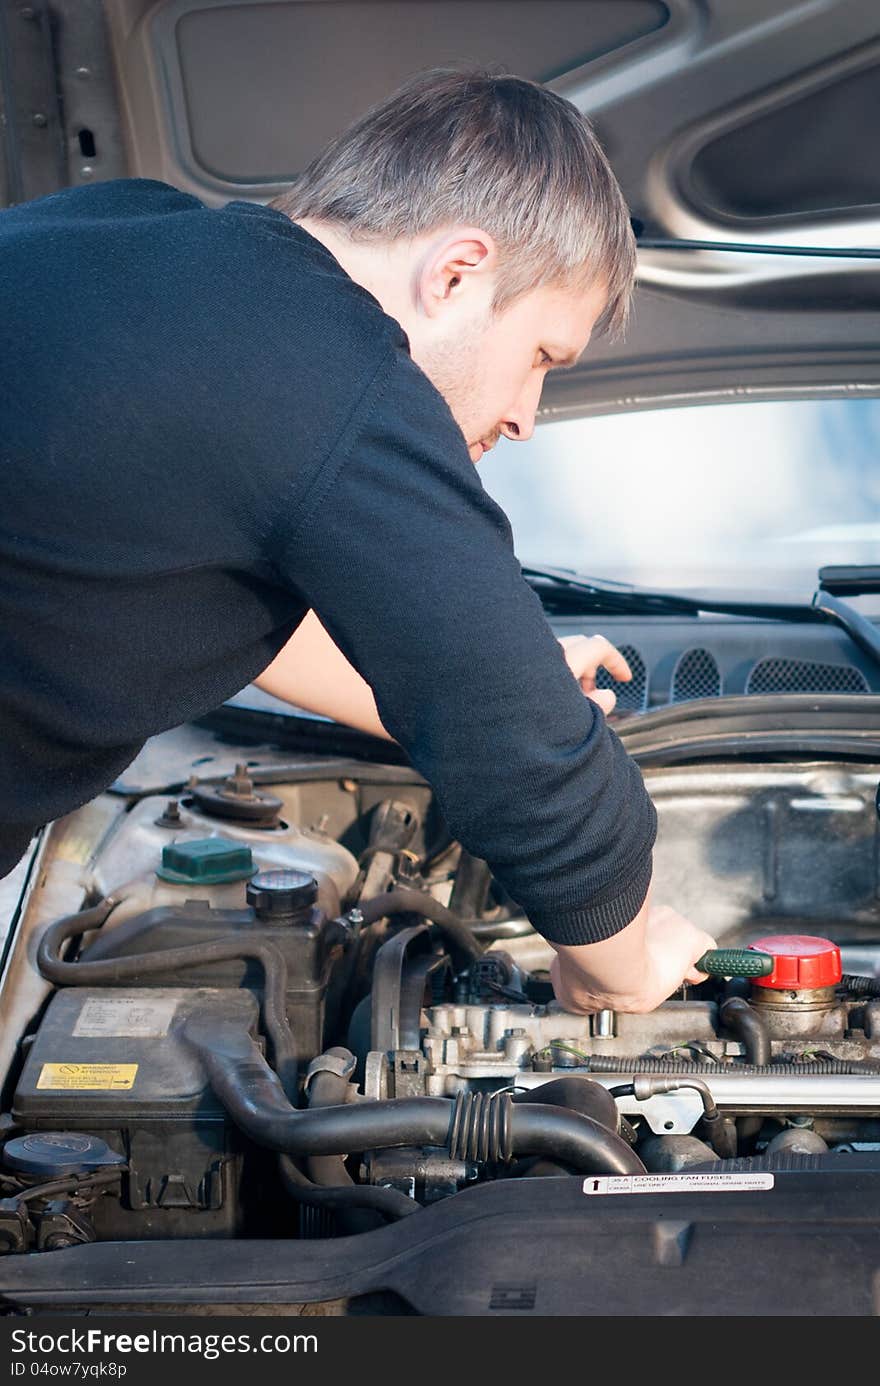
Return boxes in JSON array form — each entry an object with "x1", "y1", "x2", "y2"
[
  {"x1": 36, "y1": 899, "x2": 299, "y2": 1099},
  {"x1": 306, "y1": 1049, "x2": 356, "y2": 1189},
  {"x1": 356, "y1": 890, "x2": 483, "y2": 961},
  {"x1": 511, "y1": 1076, "x2": 619, "y2": 1133},
  {"x1": 719, "y1": 996, "x2": 771, "y2": 1067},
  {"x1": 278, "y1": 1154, "x2": 418, "y2": 1221},
  {"x1": 184, "y1": 1017, "x2": 646, "y2": 1175},
  {"x1": 841, "y1": 974, "x2": 880, "y2": 998},
  {"x1": 584, "y1": 1056, "x2": 880, "y2": 1075},
  {"x1": 470, "y1": 917, "x2": 534, "y2": 941}
]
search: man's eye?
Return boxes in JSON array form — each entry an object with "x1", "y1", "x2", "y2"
[{"x1": 538, "y1": 350, "x2": 553, "y2": 367}]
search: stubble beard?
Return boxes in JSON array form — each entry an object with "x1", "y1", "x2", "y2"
[{"x1": 417, "y1": 318, "x2": 491, "y2": 450}]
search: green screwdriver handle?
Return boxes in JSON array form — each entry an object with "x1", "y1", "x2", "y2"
[{"x1": 696, "y1": 949, "x2": 775, "y2": 979}]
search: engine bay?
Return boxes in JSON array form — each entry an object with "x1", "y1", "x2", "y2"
[{"x1": 2, "y1": 727, "x2": 880, "y2": 1271}]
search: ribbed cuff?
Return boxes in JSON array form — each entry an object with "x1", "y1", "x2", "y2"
[{"x1": 528, "y1": 851, "x2": 653, "y2": 946}]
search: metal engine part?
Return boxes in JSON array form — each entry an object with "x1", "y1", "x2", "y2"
[{"x1": 363, "y1": 977, "x2": 880, "y2": 1136}]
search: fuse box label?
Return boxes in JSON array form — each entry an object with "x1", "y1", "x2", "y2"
[
  {"x1": 73, "y1": 995, "x2": 178, "y2": 1038},
  {"x1": 584, "y1": 1173, "x2": 775, "y2": 1195},
  {"x1": 36, "y1": 1063, "x2": 138, "y2": 1090}
]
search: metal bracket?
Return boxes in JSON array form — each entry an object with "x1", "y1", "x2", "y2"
[
  {"x1": 614, "y1": 1088, "x2": 704, "y2": 1136},
  {"x1": 390, "y1": 1050, "x2": 426, "y2": 1099},
  {"x1": 304, "y1": 1051, "x2": 356, "y2": 1091}
]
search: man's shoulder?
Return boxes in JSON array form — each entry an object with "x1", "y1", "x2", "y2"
[
  {"x1": 3, "y1": 178, "x2": 403, "y2": 351},
  {"x1": 0, "y1": 178, "x2": 203, "y2": 231}
]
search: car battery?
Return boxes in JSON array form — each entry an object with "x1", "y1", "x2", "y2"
[{"x1": 10, "y1": 987, "x2": 259, "y2": 1240}]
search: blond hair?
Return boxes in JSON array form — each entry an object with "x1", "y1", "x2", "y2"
[{"x1": 271, "y1": 68, "x2": 636, "y2": 334}]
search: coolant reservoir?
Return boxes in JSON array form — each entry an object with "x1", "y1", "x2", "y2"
[{"x1": 86, "y1": 793, "x2": 359, "y2": 924}]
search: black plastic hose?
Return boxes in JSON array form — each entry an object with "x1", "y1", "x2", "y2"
[
  {"x1": 184, "y1": 1017, "x2": 646, "y2": 1175},
  {"x1": 511, "y1": 1076, "x2": 620, "y2": 1133},
  {"x1": 356, "y1": 889, "x2": 483, "y2": 962},
  {"x1": 36, "y1": 899, "x2": 299, "y2": 1098},
  {"x1": 584, "y1": 1055, "x2": 880, "y2": 1075},
  {"x1": 841, "y1": 974, "x2": 880, "y2": 998},
  {"x1": 719, "y1": 996, "x2": 771, "y2": 1066},
  {"x1": 305, "y1": 1048, "x2": 356, "y2": 1190},
  {"x1": 278, "y1": 1154, "x2": 418, "y2": 1221}
]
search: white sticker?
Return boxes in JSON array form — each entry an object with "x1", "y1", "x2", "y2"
[
  {"x1": 72, "y1": 995, "x2": 178, "y2": 1039},
  {"x1": 583, "y1": 1173, "x2": 775, "y2": 1196}
]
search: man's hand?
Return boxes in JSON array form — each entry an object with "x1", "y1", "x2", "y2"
[
  {"x1": 559, "y1": 634, "x2": 631, "y2": 715},
  {"x1": 549, "y1": 897, "x2": 716, "y2": 1015}
]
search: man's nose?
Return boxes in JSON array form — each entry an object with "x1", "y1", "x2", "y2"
[
  {"x1": 499, "y1": 379, "x2": 542, "y2": 443},
  {"x1": 499, "y1": 417, "x2": 534, "y2": 443}
]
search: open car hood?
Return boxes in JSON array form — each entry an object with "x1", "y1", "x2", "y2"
[{"x1": 4, "y1": 0, "x2": 880, "y2": 413}]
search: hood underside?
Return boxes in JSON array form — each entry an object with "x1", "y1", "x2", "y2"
[{"x1": 2, "y1": 0, "x2": 880, "y2": 410}]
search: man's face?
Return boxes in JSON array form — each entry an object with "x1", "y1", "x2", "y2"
[{"x1": 415, "y1": 279, "x2": 608, "y2": 463}]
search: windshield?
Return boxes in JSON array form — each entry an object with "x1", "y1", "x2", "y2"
[{"x1": 479, "y1": 397, "x2": 880, "y2": 598}]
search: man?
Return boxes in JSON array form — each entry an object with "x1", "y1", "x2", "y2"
[{"x1": 0, "y1": 68, "x2": 714, "y2": 1013}]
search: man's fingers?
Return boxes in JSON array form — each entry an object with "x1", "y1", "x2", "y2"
[
  {"x1": 684, "y1": 964, "x2": 708, "y2": 983},
  {"x1": 588, "y1": 635, "x2": 632, "y2": 682},
  {"x1": 559, "y1": 634, "x2": 633, "y2": 686},
  {"x1": 684, "y1": 935, "x2": 718, "y2": 983}
]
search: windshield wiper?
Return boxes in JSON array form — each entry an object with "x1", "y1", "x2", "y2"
[
  {"x1": 521, "y1": 564, "x2": 880, "y2": 672},
  {"x1": 521, "y1": 565, "x2": 810, "y2": 619}
]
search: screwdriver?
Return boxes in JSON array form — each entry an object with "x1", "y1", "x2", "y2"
[{"x1": 696, "y1": 949, "x2": 774, "y2": 979}]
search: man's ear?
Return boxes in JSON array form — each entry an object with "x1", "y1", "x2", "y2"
[{"x1": 416, "y1": 227, "x2": 498, "y2": 319}]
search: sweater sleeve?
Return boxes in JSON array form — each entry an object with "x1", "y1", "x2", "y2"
[{"x1": 277, "y1": 345, "x2": 656, "y2": 945}]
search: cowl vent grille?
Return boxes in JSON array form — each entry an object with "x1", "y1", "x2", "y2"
[
  {"x1": 671, "y1": 647, "x2": 722, "y2": 702},
  {"x1": 595, "y1": 644, "x2": 647, "y2": 713},
  {"x1": 745, "y1": 657, "x2": 868, "y2": 695}
]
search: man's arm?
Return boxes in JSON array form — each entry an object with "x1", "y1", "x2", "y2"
[
  {"x1": 256, "y1": 616, "x2": 630, "y2": 739},
  {"x1": 255, "y1": 609, "x2": 392, "y2": 740},
  {"x1": 274, "y1": 346, "x2": 686, "y2": 972},
  {"x1": 256, "y1": 614, "x2": 712, "y2": 1014}
]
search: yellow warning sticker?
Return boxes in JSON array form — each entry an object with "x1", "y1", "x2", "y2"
[{"x1": 36, "y1": 1063, "x2": 138, "y2": 1091}]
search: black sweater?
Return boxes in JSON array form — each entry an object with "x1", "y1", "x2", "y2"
[{"x1": 0, "y1": 179, "x2": 655, "y2": 943}]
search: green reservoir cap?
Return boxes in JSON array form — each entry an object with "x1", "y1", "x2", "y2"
[{"x1": 157, "y1": 837, "x2": 255, "y2": 885}]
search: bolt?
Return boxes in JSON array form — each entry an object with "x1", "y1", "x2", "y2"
[
  {"x1": 19, "y1": 8, "x2": 37, "y2": 21},
  {"x1": 31, "y1": 113, "x2": 47, "y2": 128},
  {"x1": 80, "y1": 165, "x2": 94, "y2": 179},
  {"x1": 75, "y1": 66, "x2": 91, "y2": 79}
]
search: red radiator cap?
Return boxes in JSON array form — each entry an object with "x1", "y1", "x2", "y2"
[{"x1": 750, "y1": 935, "x2": 842, "y2": 990}]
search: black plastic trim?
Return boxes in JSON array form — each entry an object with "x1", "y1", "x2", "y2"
[{"x1": 2, "y1": 1165, "x2": 880, "y2": 1314}]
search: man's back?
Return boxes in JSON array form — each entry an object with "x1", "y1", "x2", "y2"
[
  {"x1": 0, "y1": 179, "x2": 408, "y2": 852},
  {"x1": 0, "y1": 175, "x2": 657, "y2": 950}
]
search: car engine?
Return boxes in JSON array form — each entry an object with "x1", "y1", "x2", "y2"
[{"x1": 2, "y1": 743, "x2": 880, "y2": 1253}]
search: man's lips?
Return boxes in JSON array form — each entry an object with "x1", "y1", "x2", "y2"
[{"x1": 470, "y1": 438, "x2": 497, "y2": 460}]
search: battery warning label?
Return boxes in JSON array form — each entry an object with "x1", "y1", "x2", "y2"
[
  {"x1": 584, "y1": 1173, "x2": 775, "y2": 1195},
  {"x1": 36, "y1": 1063, "x2": 138, "y2": 1090}
]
